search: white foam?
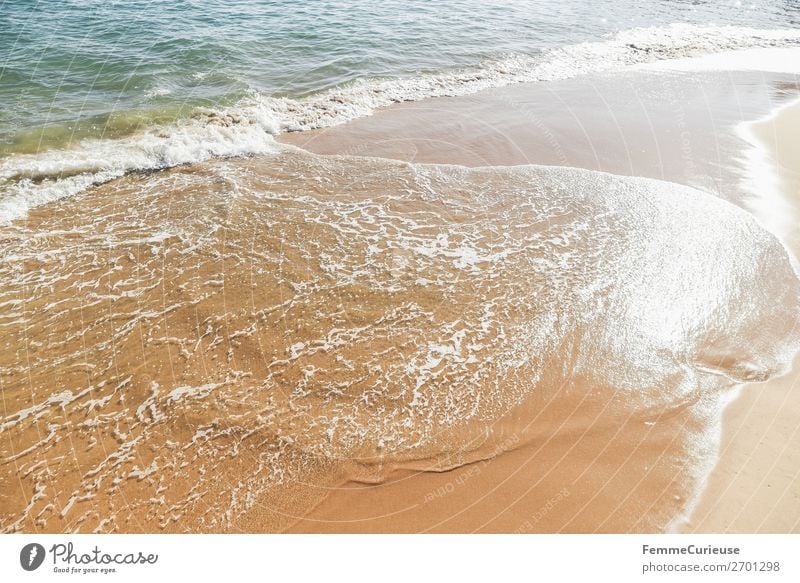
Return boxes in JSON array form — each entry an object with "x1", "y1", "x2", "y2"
[{"x1": 167, "y1": 382, "x2": 223, "y2": 403}]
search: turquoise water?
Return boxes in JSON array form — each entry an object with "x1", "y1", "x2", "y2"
[{"x1": 2, "y1": 0, "x2": 799, "y2": 148}]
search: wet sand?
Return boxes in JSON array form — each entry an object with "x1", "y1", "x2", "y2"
[
  {"x1": 8, "y1": 150, "x2": 791, "y2": 533},
  {"x1": 2, "y1": 66, "x2": 799, "y2": 535},
  {"x1": 685, "y1": 97, "x2": 800, "y2": 533},
  {"x1": 282, "y1": 69, "x2": 800, "y2": 533}
]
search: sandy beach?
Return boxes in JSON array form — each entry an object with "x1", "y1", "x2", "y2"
[{"x1": 2, "y1": 42, "x2": 800, "y2": 534}]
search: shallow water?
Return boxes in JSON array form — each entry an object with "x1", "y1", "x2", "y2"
[
  {"x1": 2, "y1": 0, "x2": 800, "y2": 535},
  {"x1": 1, "y1": 146, "x2": 797, "y2": 532}
]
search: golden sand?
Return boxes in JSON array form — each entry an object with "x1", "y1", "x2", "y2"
[{"x1": 2, "y1": 71, "x2": 799, "y2": 534}]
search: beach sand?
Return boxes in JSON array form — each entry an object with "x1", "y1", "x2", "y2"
[
  {"x1": 2, "y1": 67, "x2": 799, "y2": 535},
  {"x1": 282, "y1": 69, "x2": 800, "y2": 533}
]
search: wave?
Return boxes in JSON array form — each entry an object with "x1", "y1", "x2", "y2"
[
  {"x1": 264, "y1": 24, "x2": 800, "y2": 132},
  {"x1": 0, "y1": 111, "x2": 280, "y2": 224},
  {"x1": 2, "y1": 23, "x2": 800, "y2": 224}
]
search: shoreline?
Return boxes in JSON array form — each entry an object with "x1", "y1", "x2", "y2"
[
  {"x1": 281, "y1": 66, "x2": 800, "y2": 533},
  {"x1": 681, "y1": 96, "x2": 800, "y2": 533},
  {"x1": 1, "y1": 56, "x2": 799, "y2": 534},
  {"x1": 4, "y1": 41, "x2": 800, "y2": 227}
]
